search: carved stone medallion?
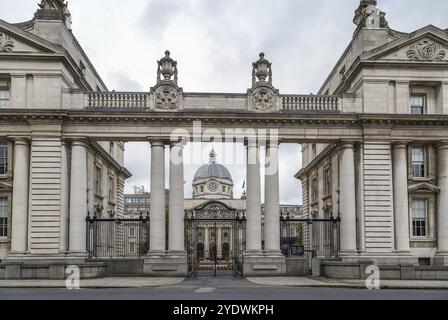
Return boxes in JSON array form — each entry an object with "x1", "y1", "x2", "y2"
[
  {"x1": 407, "y1": 39, "x2": 446, "y2": 61},
  {"x1": 252, "y1": 86, "x2": 274, "y2": 111},
  {"x1": 155, "y1": 85, "x2": 178, "y2": 110}
]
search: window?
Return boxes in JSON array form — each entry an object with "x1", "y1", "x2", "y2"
[
  {"x1": 222, "y1": 186, "x2": 226, "y2": 192},
  {"x1": 411, "y1": 146, "x2": 426, "y2": 177},
  {"x1": 410, "y1": 95, "x2": 425, "y2": 115},
  {"x1": 129, "y1": 242, "x2": 135, "y2": 254},
  {"x1": 311, "y1": 177, "x2": 318, "y2": 204},
  {"x1": 95, "y1": 166, "x2": 102, "y2": 195},
  {"x1": 200, "y1": 186, "x2": 204, "y2": 192},
  {"x1": 0, "y1": 80, "x2": 10, "y2": 108},
  {"x1": 109, "y1": 141, "x2": 114, "y2": 155},
  {"x1": 411, "y1": 199, "x2": 427, "y2": 237},
  {"x1": 0, "y1": 198, "x2": 7, "y2": 237},
  {"x1": 324, "y1": 167, "x2": 332, "y2": 196},
  {"x1": 129, "y1": 227, "x2": 135, "y2": 237},
  {"x1": 108, "y1": 177, "x2": 114, "y2": 201},
  {"x1": 0, "y1": 144, "x2": 7, "y2": 175}
]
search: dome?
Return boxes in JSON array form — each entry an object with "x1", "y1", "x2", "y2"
[{"x1": 193, "y1": 149, "x2": 233, "y2": 181}]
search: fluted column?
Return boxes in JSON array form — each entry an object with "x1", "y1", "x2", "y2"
[
  {"x1": 168, "y1": 142, "x2": 185, "y2": 254},
  {"x1": 149, "y1": 141, "x2": 166, "y2": 255},
  {"x1": 264, "y1": 140, "x2": 282, "y2": 255},
  {"x1": 245, "y1": 140, "x2": 262, "y2": 255},
  {"x1": 437, "y1": 141, "x2": 448, "y2": 255},
  {"x1": 69, "y1": 140, "x2": 88, "y2": 254},
  {"x1": 339, "y1": 142, "x2": 357, "y2": 254},
  {"x1": 392, "y1": 142, "x2": 410, "y2": 253},
  {"x1": 10, "y1": 138, "x2": 30, "y2": 254}
]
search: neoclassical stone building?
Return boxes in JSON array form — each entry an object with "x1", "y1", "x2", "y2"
[
  {"x1": 0, "y1": 2, "x2": 130, "y2": 260},
  {"x1": 297, "y1": 0, "x2": 448, "y2": 271},
  {"x1": 124, "y1": 150, "x2": 302, "y2": 259},
  {"x1": 0, "y1": 0, "x2": 447, "y2": 279}
]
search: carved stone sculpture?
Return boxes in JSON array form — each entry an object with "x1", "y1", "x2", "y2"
[
  {"x1": 0, "y1": 32, "x2": 14, "y2": 52},
  {"x1": 155, "y1": 85, "x2": 178, "y2": 110},
  {"x1": 407, "y1": 39, "x2": 446, "y2": 61},
  {"x1": 252, "y1": 86, "x2": 274, "y2": 112}
]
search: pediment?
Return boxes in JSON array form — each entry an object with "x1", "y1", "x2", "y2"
[
  {"x1": 0, "y1": 181, "x2": 12, "y2": 190},
  {"x1": 408, "y1": 182, "x2": 440, "y2": 194},
  {"x1": 363, "y1": 26, "x2": 448, "y2": 62},
  {"x1": 0, "y1": 20, "x2": 61, "y2": 54}
]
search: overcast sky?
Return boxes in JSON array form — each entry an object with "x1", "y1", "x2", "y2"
[{"x1": 3, "y1": 0, "x2": 448, "y2": 204}]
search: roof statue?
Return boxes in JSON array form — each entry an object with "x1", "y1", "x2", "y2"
[
  {"x1": 353, "y1": 0, "x2": 388, "y2": 31},
  {"x1": 36, "y1": 0, "x2": 72, "y2": 30}
]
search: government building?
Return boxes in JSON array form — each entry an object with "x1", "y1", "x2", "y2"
[{"x1": 0, "y1": 0, "x2": 447, "y2": 280}]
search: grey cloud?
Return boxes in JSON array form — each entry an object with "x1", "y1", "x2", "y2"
[{"x1": 107, "y1": 70, "x2": 144, "y2": 91}]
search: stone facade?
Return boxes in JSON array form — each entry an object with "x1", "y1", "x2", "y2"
[
  {"x1": 0, "y1": 1, "x2": 448, "y2": 278},
  {"x1": 298, "y1": 1, "x2": 448, "y2": 267}
]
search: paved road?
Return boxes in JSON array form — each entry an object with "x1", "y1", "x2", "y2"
[{"x1": 0, "y1": 277, "x2": 447, "y2": 300}]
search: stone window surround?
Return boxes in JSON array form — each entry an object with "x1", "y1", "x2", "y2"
[
  {"x1": 0, "y1": 142, "x2": 9, "y2": 177},
  {"x1": 409, "y1": 194, "x2": 436, "y2": 242},
  {"x1": 0, "y1": 193, "x2": 11, "y2": 241},
  {"x1": 0, "y1": 77, "x2": 10, "y2": 109},
  {"x1": 408, "y1": 144, "x2": 436, "y2": 182}
]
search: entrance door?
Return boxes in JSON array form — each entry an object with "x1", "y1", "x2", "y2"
[{"x1": 185, "y1": 217, "x2": 246, "y2": 277}]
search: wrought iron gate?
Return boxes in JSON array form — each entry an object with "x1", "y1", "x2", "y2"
[{"x1": 185, "y1": 215, "x2": 246, "y2": 277}]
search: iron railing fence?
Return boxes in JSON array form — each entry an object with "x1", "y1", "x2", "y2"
[
  {"x1": 280, "y1": 216, "x2": 341, "y2": 259},
  {"x1": 86, "y1": 213, "x2": 150, "y2": 259}
]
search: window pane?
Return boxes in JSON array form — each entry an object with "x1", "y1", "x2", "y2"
[
  {"x1": 412, "y1": 147, "x2": 424, "y2": 162},
  {"x1": 411, "y1": 96, "x2": 424, "y2": 107}
]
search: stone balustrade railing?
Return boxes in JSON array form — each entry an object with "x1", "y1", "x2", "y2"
[
  {"x1": 281, "y1": 95, "x2": 340, "y2": 112},
  {"x1": 85, "y1": 92, "x2": 149, "y2": 108}
]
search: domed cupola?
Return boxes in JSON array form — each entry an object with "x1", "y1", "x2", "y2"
[{"x1": 192, "y1": 149, "x2": 234, "y2": 199}]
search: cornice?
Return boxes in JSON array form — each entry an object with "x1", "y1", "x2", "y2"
[
  {"x1": 0, "y1": 109, "x2": 448, "y2": 127},
  {"x1": 88, "y1": 140, "x2": 132, "y2": 179},
  {"x1": 297, "y1": 144, "x2": 338, "y2": 179}
]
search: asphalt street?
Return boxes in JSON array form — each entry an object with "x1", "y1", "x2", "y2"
[{"x1": 0, "y1": 277, "x2": 446, "y2": 300}]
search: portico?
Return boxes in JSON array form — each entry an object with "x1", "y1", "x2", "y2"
[{"x1": 1, "y1": 0, "x2": 448, "y2": 280}]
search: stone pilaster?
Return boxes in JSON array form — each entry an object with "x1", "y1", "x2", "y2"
[
  {"x1": 436, "y1": 141, "x2": 448, "y2": 265},
  {"x1": 392, "y1": 142, "x2": 410, "y2": 253},
  {"x1": 68, "y1": 140, "x2": 88, "y2": 255},
  {"x1": 10, "y1": 138, "x2": 30, "y2": 255},
  {"x1": 59, "y1": 141, "x2": 69, "y2": 253},
  {"x1": 339, "y1": 142, "x2": 358, "y2": 255}
]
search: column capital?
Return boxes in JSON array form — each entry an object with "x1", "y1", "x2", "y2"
[
  {"x1": 391, "y1": 141, "x2": 412, "y2": 149},
  {"x1": 149, "y1": 140, "x2": 167, "y2": 148},
  {"x1": 244, "y1": 138, "x2": 259, "y2": 148},
  {"x1": 339, "y1": 141, "x2": 355, "y2": 150},
  {"x1": 266, "y1": 139, "x2": 281, "y2": 148},
  {"x1": 436, "y1": 140, "x2": 448, "y2": 150},
  {"x1": 7, "y1": 136, "x2": 30, "y2": 144},
  {"x1": 71, "y1": 138, "x2": 89, "y2": 148}
]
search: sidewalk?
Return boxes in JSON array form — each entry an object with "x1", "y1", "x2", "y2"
[
  {"x1": 0, "y1": 277, "x2": 184, "y2": 289},
  {"x1": 246, "y1": 277, "x2": 448, "y2": 290}
]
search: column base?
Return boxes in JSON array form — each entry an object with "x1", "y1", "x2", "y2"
[
  {"x1": 147, "y1": 250, "x2": 167, "y2": 257},
  {"x1": 143, "y1": 255, "x2": 187, "y2": 277},
  {"x1": 243, "y1": 254, "x2": 286, "y2": 277},
  {"x1": 263, "y1": 250, "x2": 283, "y2": 257}
]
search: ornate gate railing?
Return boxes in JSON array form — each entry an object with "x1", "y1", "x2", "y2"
[
  {"x1": 280, "y1": 216, "x2": 341, "y2": 261},
  {"x1": 86, "y1": 213, "x2": 150, "y2": 259},
  {"x1": 185, "y1": 215, "x2": 246, "y2": 278}
]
